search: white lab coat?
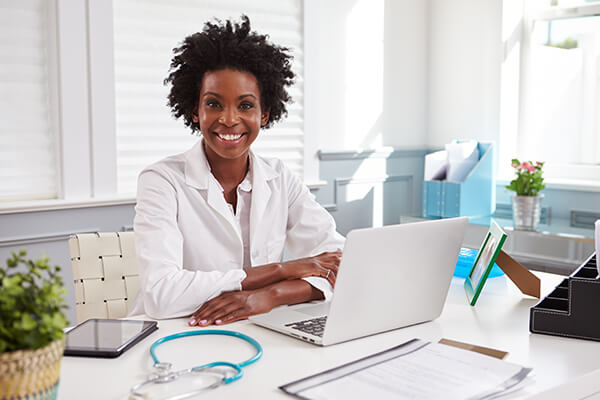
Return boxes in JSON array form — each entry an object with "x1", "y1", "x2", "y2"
[{"x1": 129, "y1": 140, "x2": 345, "y2": 319}]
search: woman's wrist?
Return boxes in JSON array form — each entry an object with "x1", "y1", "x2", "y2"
[
  {"x1": 241, "y1": 262, "x2": 287, "y2": 290},
  {"x1": 274, "y1": 262, "x2": 288, "y2": 280},
  {"x1": 267, "y1": 279, "x2": 324, "y2": 308}
]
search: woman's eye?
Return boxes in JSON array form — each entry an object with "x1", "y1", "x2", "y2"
[
  {"x1": 206, "y1": 100, "x2": 221, "y2": 108},
  {"x1": 239, "y1": 102, "x2": 254, "y2": 111}
]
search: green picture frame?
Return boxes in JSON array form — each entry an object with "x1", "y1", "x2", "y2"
[{"x1": 464, "y1": 220, "x2": 508, "y2": 306}]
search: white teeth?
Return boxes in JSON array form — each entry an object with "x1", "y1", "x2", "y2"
[{"x1": 218, "y1": 134, "x2": 243, "y2": 141}]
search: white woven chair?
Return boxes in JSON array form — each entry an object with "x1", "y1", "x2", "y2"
[{"x1": 68, "y1": 232, "x2": 140, "y2": 323}]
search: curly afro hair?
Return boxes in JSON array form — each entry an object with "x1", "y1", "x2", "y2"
[{"x1": 164, "y1": 15, "x2": 295, "y2": 132}]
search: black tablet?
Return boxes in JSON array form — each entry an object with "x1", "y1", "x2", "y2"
[{"x1": 64, "y1": 319, "x2": 158, "y2": 358}]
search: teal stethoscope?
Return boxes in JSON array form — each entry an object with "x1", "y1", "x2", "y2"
[{"x1": 130, "y1": 330, "x2": 263, "y2": 399}]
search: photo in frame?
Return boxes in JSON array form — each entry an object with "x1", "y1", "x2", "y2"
[{"x1": 464, "y1": 220, "x2": 508, "y2": 306}]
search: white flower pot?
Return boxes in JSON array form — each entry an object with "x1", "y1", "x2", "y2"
[{"x1": 511, "y1": 194, "x2": 543, "y2": 231}]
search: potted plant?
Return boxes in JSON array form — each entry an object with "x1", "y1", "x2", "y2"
[
  {"x1": 0, "y1": 250, "x2": 68, "y2": 400},
  {"x1": 505, "y1": 159, "x2": 546, "y2": 231}
]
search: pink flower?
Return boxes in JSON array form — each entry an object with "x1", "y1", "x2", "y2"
[
  {"x1": 520, "y1": 161, "x2": 530, "y2": 170},
  {"x1": 527, "y1": 165, "x2": 536, "y2": 173},
  {"x1": 511, "y1": 162, "x2": 519, "y2": 168}
]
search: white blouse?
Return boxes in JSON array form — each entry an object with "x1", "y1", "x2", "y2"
[
  {"x1": 129, "y1": 140, "x2": 345, "y2": 319},
  {"x1": 212, "y1": 171, "x2": 252, "y2": 268}
]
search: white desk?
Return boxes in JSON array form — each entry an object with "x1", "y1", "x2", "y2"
[{"x1": 60, "y1": 272, "x2": 600, "y2": 399}]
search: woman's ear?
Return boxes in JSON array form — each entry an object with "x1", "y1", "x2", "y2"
[
  {"x1": 261, "y1": 111, "x2": 270, "y2": 127},
  {"x1": 192, "y1": 101, "x2": 200, "y2": 123}
]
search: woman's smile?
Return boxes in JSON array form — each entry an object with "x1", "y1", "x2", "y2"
[
  {"x1": 193, "y1": 68, "x2": 269, "y2": 164},
  {"x1": 213, "y1": 130, "x2": 247, "y2": 143}
]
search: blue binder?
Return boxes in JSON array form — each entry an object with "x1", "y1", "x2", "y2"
[{"x1": 423, "y1": 142, "x2": 495, "y2": 218}]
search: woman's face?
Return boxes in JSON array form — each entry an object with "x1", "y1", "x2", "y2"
[{"x1": 193, "y1": 68, "x2": 269, "y2": 164}]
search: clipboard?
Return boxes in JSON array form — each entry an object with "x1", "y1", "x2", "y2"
[{"x1": 280, "y1": 338, "x2": 532, "y2": 399}]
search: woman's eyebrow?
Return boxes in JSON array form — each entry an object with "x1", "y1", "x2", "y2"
[
  {"x1": 202, "y1": 91, "x2": 222, "y2": 98},
  {"x1": 201, "y1": 92, "x2": 256, "y2": 100}
]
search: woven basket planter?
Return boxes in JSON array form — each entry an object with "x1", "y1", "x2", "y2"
[{"x1": 0, "y1": 339, "x2": 64, "y2": 400}]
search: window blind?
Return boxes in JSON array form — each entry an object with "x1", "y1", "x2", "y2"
[
  {"x1": 113, "y1": 0, "x2": 304, "y2": 195},
  {"x1": 0, "y1": 0, "x2": 57, "y2": 201}
]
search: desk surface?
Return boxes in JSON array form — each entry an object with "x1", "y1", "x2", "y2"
[{"x1": 60, "y1": 272, "x2": 600, "y2": 399}]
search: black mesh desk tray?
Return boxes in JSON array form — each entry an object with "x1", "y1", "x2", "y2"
[{"x1": 530, "y1": 253, "x2": 600, "y2": 341}]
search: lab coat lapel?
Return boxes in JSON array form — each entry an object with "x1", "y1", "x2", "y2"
[
  {"x1": 206, "y1": 179, "x2": 238, "y2": 234},
  {"x1": 184, "y1": 140, "x2": 241, "y2": 242},
  {"x1": 250, "y1": 152, "x2": 277, "y2": 244}
]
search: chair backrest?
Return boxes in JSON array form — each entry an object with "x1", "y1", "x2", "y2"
[{"x1": 68, "y1": 232, "x2": 139, "y2": 323}]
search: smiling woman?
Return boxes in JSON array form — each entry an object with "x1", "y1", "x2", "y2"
[
  {"x1": 129, "y1": 16, "x2": 345, "y2": 326},
  {"x1": 195, "y1": 69, "x2": 268, "y2": 173}
]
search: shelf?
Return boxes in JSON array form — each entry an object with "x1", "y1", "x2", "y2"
[{"x1": 400, "y1": 216, "x2": 596, "y2": 275}]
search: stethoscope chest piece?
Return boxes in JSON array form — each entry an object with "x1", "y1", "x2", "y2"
[{"x1": 150, "y1": 362, "x2": 175, "y2": 383}]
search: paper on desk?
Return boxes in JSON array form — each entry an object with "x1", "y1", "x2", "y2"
[{"x1": 280, "y1": 339, "x2": 532, "y2": 400}]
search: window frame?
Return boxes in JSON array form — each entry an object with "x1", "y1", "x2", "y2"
[{"x1": 0, "y1": 0, "x2": 322, "y2": 213}]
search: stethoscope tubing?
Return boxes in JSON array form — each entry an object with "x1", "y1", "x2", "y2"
[{"x1": 149, "y1": 329, "x2": 263, "y2": 384}]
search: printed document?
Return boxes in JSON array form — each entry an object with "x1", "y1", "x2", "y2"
[{"x1": 280, "y1": 339, "x2": 532, "y2": 400}]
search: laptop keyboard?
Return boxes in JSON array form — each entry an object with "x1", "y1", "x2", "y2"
[{"x1": 285, "y1": 316, "x2": 327, "y2": 337}]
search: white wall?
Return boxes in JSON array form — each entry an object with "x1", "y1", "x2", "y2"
[
  {"x1": 307, "y1": 0, "x2": 430, "y2": 151},
  {"x1": 303, "y1": 0, "x2": 354, "y2": 151},
  {"x1": 428, "y1": 0, "x2": 503, "y2": 147},
  {"x1": 309, "y1": 0, "x2": 504, "y2": 151},
  {"x1": 383, "y1": 0, "x2": 430, "y2": 148}
]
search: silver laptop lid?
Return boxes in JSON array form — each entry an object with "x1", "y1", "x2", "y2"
[{"x1": 321, "y1": 217, "x2": 468, "y2": 345}]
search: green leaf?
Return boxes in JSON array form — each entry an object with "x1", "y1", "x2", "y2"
[
  {"x1": 508, "y1": 157, "x2": 545, "y2": 196},
  {"x1": 0, "y1": 250, "x2": 67, "y2": 353},
  {"x1": 20, "y1": 313, "x2": 37, "y2": 330}
]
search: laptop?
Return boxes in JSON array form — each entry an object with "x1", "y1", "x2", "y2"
[{"x1": 249, "y1": 217, "x2": 468, "y2": 346}]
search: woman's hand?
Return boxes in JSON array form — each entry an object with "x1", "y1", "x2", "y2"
[
  {"x1": 188, "y1": 288, "x2": 277, "y2": 326},
  {"x1": 279, "y1": 251, "x2": 342, "y2": 287},
  {"x1": 242, "y1": 251, "x2": 342, "y2": 290},
  {"x1": 188, "y1": 280, "x2": 324, "y2": 326}
]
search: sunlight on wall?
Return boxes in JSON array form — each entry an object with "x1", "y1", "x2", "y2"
[
  {"x1": 498, "y1": 0, "x2": 523, "y2": 180},
  {"x1": 345, "y1": 157, "x2": 389, "y2": 202},
  {"x1": 344, "y1": 156, "x2": 390, "y2": 228},
  {"x1": 343, "y1": 0, "x2": 386, "y2": 227},
  {"x1": 344, "y1": 0, "x2": 384, "y2": 150}
]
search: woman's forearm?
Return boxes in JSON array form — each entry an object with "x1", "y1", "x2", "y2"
[
  {"x1": 241, "y1": 263, "x2": 286, "y2": 290},
  {"x1": 188, "y1": 279, "x2": 325, "y2": 326},
  {"x1": 268, "y1": 279, "x2": 324, "y2": 307},
  {"x1": 241, "y1": 251, "x2": 342, "y2": 291}
]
